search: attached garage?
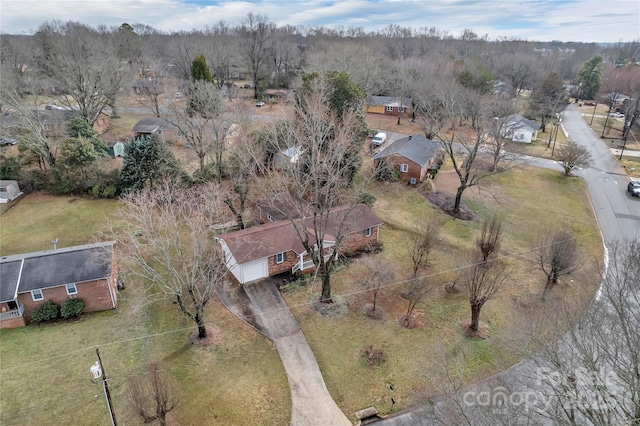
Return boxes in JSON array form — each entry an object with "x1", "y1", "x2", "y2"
[{"x1": 240, "y1": 258, "x2": 268, "y2": 283}]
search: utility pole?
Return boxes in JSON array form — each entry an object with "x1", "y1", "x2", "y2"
[
  {"x1": 589, "y1": 102, "x2": 598, "y2": 125},
  {"x1": 92, "y1": 348, "x2": 118, "y2": 426},
  {"x1": 619, "y1": 120, "x2": 630, "y2": 160}
]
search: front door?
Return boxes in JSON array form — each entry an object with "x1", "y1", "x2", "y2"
[{"x1": 7, "y1": 300, "x2": 18, "y2": 310}]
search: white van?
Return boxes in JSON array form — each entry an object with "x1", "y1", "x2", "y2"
[{"x1": 372, "y1": 132, "x2": 387, "y2": 146}]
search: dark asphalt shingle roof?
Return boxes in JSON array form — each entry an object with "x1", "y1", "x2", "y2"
[
  {"x1": 0, "y1": 242, "x2": 115, "y2": 302},
  {"x1": 504, "y1": 114, "x2": 540, "y2": 131},
  {"x1": 366, "y1": 96, "x2": 412, "y2": 107},
  {"x1": 132, "y1": 117, "x2": 177, "y2": 134},
  {"x1": 372, "y1": 134, "x2": 441, "y2": 166}
]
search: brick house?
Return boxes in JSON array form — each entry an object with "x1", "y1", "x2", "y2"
[
  {"x1": 0, "y1": 242, "x2": 118, "y2": 329},
  {"x1": 365, "y1": 96, "x2": 413, "y2": 116},
  {"x1": 372, "y1": 134, "x2": 443, "y2": 184},
  {"x1": 216, "y1": 204, "x2": 382, "y2": 284}
]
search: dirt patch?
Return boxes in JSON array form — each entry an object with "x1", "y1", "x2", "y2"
[
  {"x1": 189, "y1": 325, "x2": 223, "y2": 348},
  {"x1": 423, "y1": 190, "x2": 474, "y2": 220},
  {"x1": 312, "y1": 293, "x2": 348, "y2": 317},
  {"x1": 460, "y1": 321, "x2": 489, "y2": 339}
]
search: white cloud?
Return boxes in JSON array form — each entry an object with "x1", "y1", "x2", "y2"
[{"x1": 0, "y1": 0, "x2": 637, "y2": 42}]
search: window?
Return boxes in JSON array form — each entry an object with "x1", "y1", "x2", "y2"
[
  {"x1": 364, "y1": 227, "x2": 372, "y2": 237},
  {"x1": 267, "y1": 214, "x2": 273, "y2": 221},
  {"x1": 275, "y1": 252, "x2": 285, "y2": 264},
  {"x1": 66, "y1": 283, "x2": 78, "y2": 295},
  {"x1": 31, "y1": 289, "x2": 43, "y2": 301},
  {"x1": 400, "y1": 164, "x2": 409, "y2": 172},
  {"x1": 398, "y1": 107, "x2": 405, "y2": 113},
  {"x1": 386, "y1": 106, "x2": 394, "y2": 112}
]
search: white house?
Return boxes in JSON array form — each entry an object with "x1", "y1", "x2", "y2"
[{"x1": 499, "y1": 114, "x2": 541, "y2": 143}]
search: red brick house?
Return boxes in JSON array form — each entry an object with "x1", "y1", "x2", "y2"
[
  {"x1": 216, "y1": 204, "x2": 382, "y2": 284},
  {"x1": 365, "y1": 96, "x2": 413, "y2": 116},
  {"x1": 0, "y1": 242, "x2": 118, "y2": 329},
  {"x1": 372, "y1": 134, "x2": 443, "y2": 184}
]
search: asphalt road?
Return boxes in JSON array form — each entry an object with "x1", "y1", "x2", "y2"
[{"x1": 376, "y1": 103, "x2": 640, "y2": 425}]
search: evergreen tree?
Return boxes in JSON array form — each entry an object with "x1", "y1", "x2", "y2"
[
  {"x1": 66, "y1": 116, "x2": 108, "y2": 153},
  {"x1": 191, "y1": 54, "x2": 213, "y2": 83},
  {"x1": 120, "y1": 136, "x2": 187, "y2": 191},
  {"x1": 578, "y1": 56, "x2": 603, "y2": 100}
]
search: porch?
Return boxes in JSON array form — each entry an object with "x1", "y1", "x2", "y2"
[
  {"x1": 0, "y1": 304, "x2": 26, "y2": 329},
  {"x1": 291, "y1": 254, "x2": 334, "y2": 274}
]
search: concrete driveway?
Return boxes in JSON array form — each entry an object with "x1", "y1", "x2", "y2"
[{"x1": 218, "y1": 279, "x2": 351, "y2": 426}]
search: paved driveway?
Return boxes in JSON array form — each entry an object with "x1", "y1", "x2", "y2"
[{"x1": 218, "y1": 279, "x2": 351, "y2": 426}]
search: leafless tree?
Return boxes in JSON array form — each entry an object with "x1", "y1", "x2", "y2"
[
  {"x1": 33, "y1": 22, "x2": 122, "y2": 125},
  {"x1": 401, "y1": 276, "x2": 437, "y2": 328},
  {"x1": 531, "y1": 238, "x2": 640, "y2": 425},
  {"x1": 407, "y1": 216, "x2": 442, "y2": 277},
  {"x1": 259, "y1": 74, "x2": 366, "y2": 303},
  {"x1": 165, "y1": 79, "x2": 228, "y2": 180},
  {"x1": 1, "y1": 90, "x2": 57, "y2": 169},
  {"x1": 485, "y1": 100, "x2": 518, "y2": 172},
  {"x1": 476, "y1": 216, "x2": 502, "y2": 262},
  {"x1": 239, "y1": 13, "x2": 274, "y2": 99},
  {"x1": 462, "y1": 256, "x2": 510, "y2": 332},
  {"x1": 436, "y1": 89, "x2": 507, "y2": 214},
  {"x1": 359, "y1": 256, "x2": 394, "y2": 317},
  {"x1": 114, "y1": 181, "x2": 229, "y2": 339},
  {"x1": 556, "y1": 141, "x2": 593, "y2": 176},
  {"x1": 536, "y1": 229, "x2": 580, "y2": 300},
  {"x1": 127, "y1": 361, "x2": 180, "y2": 426}
]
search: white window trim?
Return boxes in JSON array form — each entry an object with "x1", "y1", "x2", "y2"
[
  {"x1": 400, "y1": 164, "x2": 409, "y2": 172},
  {"x1": 31, "y1": 289, "x2": 44, "y2": 301},
  {"x1": 276, "y1": 252, "x2": 285, "y2": 264},
  {"x1": 66, "y1": 283, "x2": 78, "y2": 295},
  {"x1": 386, "y1": 105, "x2": 394, "y2": 112},
  {"x1": 364, "y1": 227, "x2": 372, "y2": 237}
]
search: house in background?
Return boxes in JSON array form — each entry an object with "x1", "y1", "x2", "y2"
[
  {"x1": 365, "y1": 96, "x2": 413, "y2": 116},
  {"x1": 499, "y1": 114, "x2": 540, "y2": 143},
  {"x1": 0, "y1": 241, "x2": 118, "y2": 329},
  {"x1": 372, "y1": 134, "x2": 443, "y2": 184},
  {"x1": 0, "y1": 180, "x2": 23, "y2": 203},
  {"x1": 273, "y1": 146, "x2": 303, "y2": 170},
  {"x1": 131, "y1": 117, "x2": 181, "y2": 144},
  {"x1": 216, "y1": 204, "x2": 382, "y2": 284}
]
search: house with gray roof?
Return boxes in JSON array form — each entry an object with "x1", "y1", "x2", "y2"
[
  {"x1": 365, "y1": 96, "x2": 413, "y2": 116},
  {"x1": 372, "y1": 134, "x2": 443, "y2": 184},
  {"x1": 499, "y1": 114, "x2": 540, "y2": 143},
  {"x1": 132, "y1": 117, "x2": 181, "y2": 144},
  {"x1": 0, "y1": 241, "x2": 118, "y2": 329}
]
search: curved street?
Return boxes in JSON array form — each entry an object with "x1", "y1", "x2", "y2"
[{"x1": 377, "y1": 103, "x2": 640, "y2": 425}]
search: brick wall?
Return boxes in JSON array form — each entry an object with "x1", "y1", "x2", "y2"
[
  {"x1": 340, "y1": 226, "x2": 380, "y2": 254},
  {"x1": 384, "y1": 154, "x2": 426, "y2": 183},
  {"x1": 267, "y1": 250, "x2": 299, "y2": 275},
  {"x1": 17, "y1": 279, "x2": 116, "y2": 322},
  {"x1": 0, "y1": 316, "x2": 26, "y2": 329}
]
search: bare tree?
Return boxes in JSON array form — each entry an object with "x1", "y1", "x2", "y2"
[
  {"x1": 407, "y1": 216, "x2": 442, "y2": 277},
  {"x1": 127, "y1": 361, "x2": 180, "y2": 426},
  {"x1": 536, "y1": 229, "x2": 580, "y2": 300},
  {"x1": 239, "y1": 13, "x2": 274, "y2": 99},
  {"x1": 531, "y1": 238, "x2": 640, "y2": 425},
  {"x1": 476, "y1": 216, "x2": 502, "y2": 262},
  {"x1": 1, "y1": 90, "x2": 57, "y2": 169},
  {"x1": 259, "y1": 73, "x2": 366, "y2": 303},
  {"x1": 485, "y1": 100, "x2": 518, "y2": 172},
  {"x1": 556, "y1": 141, "x2": 593, "y2": 176},
  {"x1": 401, "y1": 276, "x2": 437, "y2": 328},
  {"x1": 462, "y1": 257, "x2": 510, "y2": 332},
  {"x1": 166, "y1": 79, "x2": 228, "y2": 180},
  {"x1": 33, "y1": 22, "x2": 122, "y2": 125},
  {"x1": 114, "y1": 182, "x2": 228, "y2": 339},
  {"x1": 359, "y1": 256, "x2": 394, "y2": 318}
]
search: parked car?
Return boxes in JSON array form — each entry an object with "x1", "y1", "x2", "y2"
[
  {"x1": 628, "y1": 180, "x2": 640, "y2": 197},
  {"x1": 584, "y1": 101, "x2": 596, "y2": 106},
  {"x1": 609, "y1": 112, "x2": 625, "y2": 118},
  {"x1": 256, "y1": 101, "x2": 265, "y2": 107},
  {"x1": 0, "y1": 137, "x2": 17, "y2": 146},
  {"x1": 372, "y1": 132, "x2": 387, "y2": 146}
]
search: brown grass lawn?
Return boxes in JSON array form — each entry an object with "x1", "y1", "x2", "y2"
[
  {"x1": 282, "y1": 160, "x2": 602, "y2": 420},
  {"x1": 366, "y1": 113, "x2": 422, "y2": 136},
  {"x1": 0, "y1": 193, "x2": 290, "y2": 426}
]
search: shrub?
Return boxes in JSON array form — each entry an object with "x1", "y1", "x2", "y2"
[
  {"x1": 358, "y1": 191, "x2": 376, "y2": 207},
  {"x1": 31, "y1": 300, "x2": 59, "y2": 323},
  {"x1": 60, "y1": 299, "x2": 84, "y2": 319}
]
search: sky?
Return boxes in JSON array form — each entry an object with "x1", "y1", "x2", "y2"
[{"x1": 0, "y1": 0, "x2": 638, "y2": 43}]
